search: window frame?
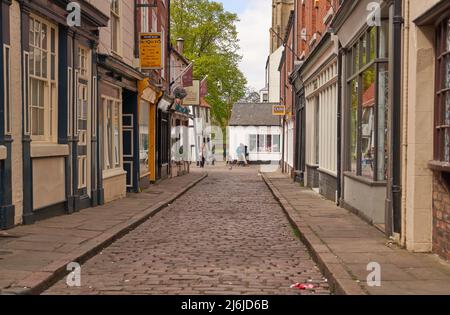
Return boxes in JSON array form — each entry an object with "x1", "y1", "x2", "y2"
[
  {"x1": 28, "y1": 15, "x2": 58, "y2": 143},
  {"x1": 345, "y1": 24, "x2": 389, "y2": 182},
  {"x1": 110, "y1": 0, "x2": 122, "y2": 56},
  {"x1": 434, "y1": 17, "x2": 450, "y2": 166},
  {"x1": 3, "y1": 44, "x2": 12, "y2": 135},
  {"x1": 102, "y1": 94, "x2": 122, "y2": 172},
  {"x1": 248, "y1": 134, "x2": 281, "y2": 154}
]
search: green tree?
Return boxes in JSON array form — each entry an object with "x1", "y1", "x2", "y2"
[{"x1": 171, "y1": 0, "x2": 247, "y2": 131}]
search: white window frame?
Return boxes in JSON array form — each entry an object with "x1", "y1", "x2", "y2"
[
  {"x1": 3, "y1": 44, "x2": 12, "y2": 135},
  {"x1": 29, "y1": 15, "x2": 58, "y2": 143},
  {"x1": 141, "y1": 0, "x2": 149, "y2": 33},
  {"x1": 102, "y1": 94, "x2": 122, "y2": 172},
  {"x1": 249, "y1": 134, "x2": 281, "y2": 153},
  {"x1": 110, "y1": 0, "x2": 122, "y2": 56}
]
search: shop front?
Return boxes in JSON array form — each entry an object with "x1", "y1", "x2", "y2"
[
  {"x1": 98, "y1": 54, "x2": 145, "y2": 202},
  {"x1": 333, "y1": 0, "x2": 393, "y2": 227},
  {"x1": 170, "y1": 101, "x2": 191, "y2": 177}
]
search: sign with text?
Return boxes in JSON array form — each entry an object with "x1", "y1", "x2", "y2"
[
  {"x1": 140, "y1": 32, "x2": 162, "y2": 70},
  {"x1": 184, "y1": 80, "x2": 200, "y2": 105},
  {"x1": 272, "y1": 105, "x2": 286, "y2": 116}
]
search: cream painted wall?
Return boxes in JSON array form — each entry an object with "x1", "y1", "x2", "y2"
[
  {"x1": 32, "y1": 157, "x2": 66, "y2": 210},
  {"x1": 403, "y1": 0, "x2": 441, "y2": 252},
  {"x1": 10, "y1": 2, "x2": 23, "y2": 224},
  {"x1": 103, "y1": 172, "x2": 127, "y2": 203},
  {"x1": 302, "y1": 41, "x2": 338, "y2": 175},
  {"x1": 89, "y1": 0, "x2": 135, "y2": 66},
  {"x1": 268, "y1": 46, "x2": 283, "y2": 103}
]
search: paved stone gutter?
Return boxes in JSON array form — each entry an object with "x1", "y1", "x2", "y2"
[
  {"x1": 261, "y1": 171, "x2": 450, "y2": 295},
  {"x1": 0, "y1": 172, "x2": 207, "y2": 295}
]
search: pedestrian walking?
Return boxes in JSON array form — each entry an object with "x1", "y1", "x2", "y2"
[{"x1": 201, "y1": 142, "x2": 206, "y2": 168}]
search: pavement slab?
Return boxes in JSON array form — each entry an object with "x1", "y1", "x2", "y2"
[{"x1": 262, "y1": 170, "x2": 450, "y2": 295}]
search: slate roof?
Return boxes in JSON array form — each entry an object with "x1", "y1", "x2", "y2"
[{"x1": 229, "y1": 103, "x2": 281, "y2": 126}]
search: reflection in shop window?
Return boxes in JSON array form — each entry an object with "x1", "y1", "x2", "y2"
[
  {"x1": 346, "y1": 24, "x2": 389, "y2": 181},
  {"x1": 139, "y1": 101, "x2": 150, "y2": 176}
]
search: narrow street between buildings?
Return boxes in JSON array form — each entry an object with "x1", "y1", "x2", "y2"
[{"x1": 44, "y1": 166, "x2": 330, "y2": 295}]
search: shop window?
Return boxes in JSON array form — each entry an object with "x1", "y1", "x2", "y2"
[
  {"x1": 139, "y1": 101, "x2": 150, "y2": 176},
  {"x1": 29, "y1": 16, "x2": 58, "y2": 142},
  {"x1": 346, "y1": 24, "x2": 389, "y2": 181}
]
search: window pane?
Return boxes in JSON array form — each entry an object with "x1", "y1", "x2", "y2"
[
  {"x1": 361, "y1": 37, "x2": 367, "y2": 66},
  {"x1": 377, "y1": 64, "x2": 389, "y2": 180},
  {"x1": 29, "y1": 50, "x2": 34, "y2": 76},
  {"x1": 42, "y1": 50, "x2": 47, "y2": 77},
  {"x1": 51, "y1": 28, "x2": 55, "y2": 53},
  {"x1": 379, "y1": 21, "x2": 389, "y2": 58},
  {"x1": 258, "y1": 134, "x2": 265, "y2": 153},
  {"x1": 38, "y1": 107, "x2": 44, "y2": 135},
  {"x1": 267, "y1": 135, "x2": 272, "y2": 153},
  {"x1": 139, "y1": 101, "x2": 150, "y2": 174},
  {"x1": 41, "y1": 24, "x2": 47, "y2": 50},
  {"x1": 114, "y1": 102, "x2": 120, "y2": 167},
  {"x1": 353, "y1": 43, "x2": 359, "y2": 73},
  {"x1": 273, "y1": 135, "x2": 280, "y2": 153},
  {"x1": 32, "y1": 107, "x2": 39, "y2": 135},
  {"x1": 445, "y1": 55, "x2": 450, "y2": 89},
  {"x1": 361, "y1": 66, "x2": 376, "y2": 179},
  {"x1": 350, "y1": 79, "x2": 358, "y2": 173},
  {"x1": 369, "y1": 27, "x2": 376, "y2": 61},
  {"x1": 107, "y1": 100, "x2": 113, "y2": 168},
  {"x1": 29, "y1": 18, "x2": 34, "y2": 46},
  {"x1": 249, "y1": 135, "x2": 257, "y2": 152},
  {"x1": 447, "y1": 19, "x2": 450, "y2": 51},
  {"x1": 35, "y1": 48, "x2": 41, "y2": 77}
]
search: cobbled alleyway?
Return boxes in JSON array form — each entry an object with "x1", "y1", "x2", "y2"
[{"x1": 44, "y1": 166, "x2": 330, "y2": 295}]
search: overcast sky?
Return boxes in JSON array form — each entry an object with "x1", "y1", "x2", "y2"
[{"x1": 221, "y1": 0, "x2": 272, "y2": 91}]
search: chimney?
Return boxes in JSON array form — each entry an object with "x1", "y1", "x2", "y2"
[{"x1": 176, "y1": 38, "x2": 185, "y2": 54}]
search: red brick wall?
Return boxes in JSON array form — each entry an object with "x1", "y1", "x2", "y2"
[
  {"x1": 294, "y1": 0, "x2": 339, "y2": 58},
  {"x1": 432, "y1": 172, "x2": 450, "y2": 261}
]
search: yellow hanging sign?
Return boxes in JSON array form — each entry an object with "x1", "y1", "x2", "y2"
[
  {"x1": 140, "y1": 32, "x2": 163, "y2": 70},
  {"x1": 272, "y1": 105, "x2": 286, "y2": 116}
]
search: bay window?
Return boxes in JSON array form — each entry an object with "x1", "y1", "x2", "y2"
[
  {"x1": 346, "y1": 24, "x2": 389, "y2": 181},
  {"x1": 29, "y1": 16, "x2": 58, "y2": 142}
]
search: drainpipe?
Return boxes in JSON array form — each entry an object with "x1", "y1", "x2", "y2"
[
  {"x1": 389, "y1": 0, "x2": 404, "y2": 236},
  {"x1": 400, "y1": 0, "x2": 410, "y2": 246},
  {"x1": 337, "y1": 45, "x2": 343, "y2": 206}
]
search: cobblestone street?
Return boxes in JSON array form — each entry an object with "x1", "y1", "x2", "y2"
[{"x1": 44, "y1": 166, "x2": 329, "y2": 295}]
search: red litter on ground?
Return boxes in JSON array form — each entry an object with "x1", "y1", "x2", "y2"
[{"x1": 290, "y1": 283, "x2": 315, "y2": 290}]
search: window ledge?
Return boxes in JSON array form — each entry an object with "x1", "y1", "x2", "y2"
[
  {"x1": 0, "y1": 145, "x2": 7, "y2": 160},
  {"x1": 30, "y1": 143, "x2": 69, "y2": 158},
  {"x1": 103, "y1": 168, "x2": 127, "y2": 180},
  {"x1": 317, "y1": 167, "x2": 337, "y2": 178},
  {"x1": 344, "y1": 172, "x2": 387, "y2": 187},
  {"x1": 428, "y1": 160, "x2": 450, "y2": 173}
]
